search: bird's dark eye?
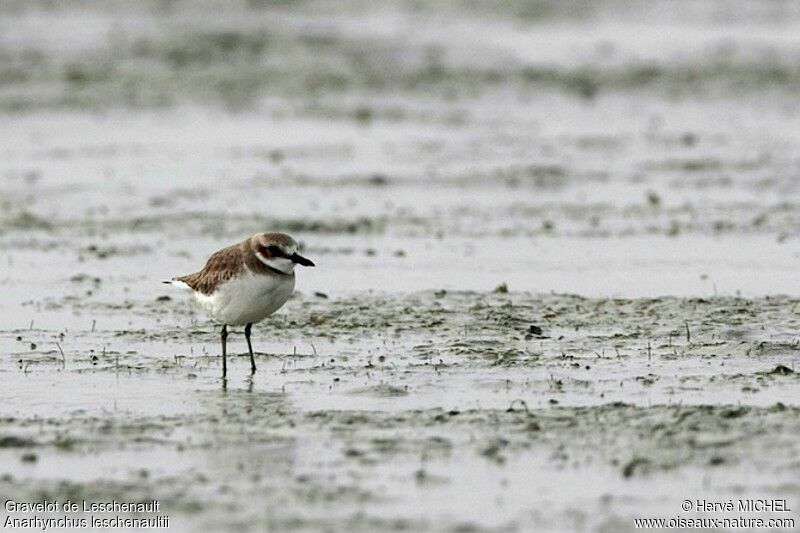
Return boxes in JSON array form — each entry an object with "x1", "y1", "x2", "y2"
[{"x1": 267, "y1": 245, "x2": 282, "y2": 256}]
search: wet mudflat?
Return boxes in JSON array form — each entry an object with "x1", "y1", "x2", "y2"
[
  {"x1": 2, "y1": 292, "x2": 799, "y2": 531},
  {"x1": 2, "y1": 0, "x2": 800, "y2": 531}
]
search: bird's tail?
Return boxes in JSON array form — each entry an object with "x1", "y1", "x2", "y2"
[{"x1": 162, "y1": 278, "x2": 193, "y2": 291}]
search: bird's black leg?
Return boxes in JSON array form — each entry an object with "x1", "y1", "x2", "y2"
[
  {"x1": 245, "y1": 323, "x2": 256, "y2": 374},
  {"x1": 221, "y1": 324, "x2": 228, "y2": 378}
]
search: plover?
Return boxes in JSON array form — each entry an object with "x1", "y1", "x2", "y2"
[{"x1": 164, "y1": 232, "x2": 314, "y2": 378}]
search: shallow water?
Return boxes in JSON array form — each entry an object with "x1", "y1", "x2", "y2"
[{"x1": 2, "y1": 291, "x2": 799, "y2": 531}]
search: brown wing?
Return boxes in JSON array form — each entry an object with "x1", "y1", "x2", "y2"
[{"x1": 175, "y1": 242, "x2": 246, "y2": 295}]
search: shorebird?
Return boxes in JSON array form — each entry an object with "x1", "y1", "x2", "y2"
[{"x1": 164, "y1": 232, "x2": 314, "y2": 378}]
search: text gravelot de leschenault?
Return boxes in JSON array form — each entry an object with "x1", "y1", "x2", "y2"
[
  {"x1": 4, "y1": 499, "x2": 169, "y2": 529},
  {"x1": 5, "y1": 500, "x2": 160, "y2": 513}
]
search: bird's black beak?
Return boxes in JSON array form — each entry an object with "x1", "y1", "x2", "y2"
[{"x1": 290, "y1": 253, "x2": 315, "y2": 267}]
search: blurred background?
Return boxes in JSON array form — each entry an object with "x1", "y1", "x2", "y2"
[{"x1": 3, "y1": 0, "x2": 800, "y2": 308}]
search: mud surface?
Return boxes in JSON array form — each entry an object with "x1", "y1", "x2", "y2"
[
  {"x1": 2, "y1": 292, "x2": 799, "y2": 531},
  {"x1": 2, "y1": 1, "x2": 800, "y2": 532}
]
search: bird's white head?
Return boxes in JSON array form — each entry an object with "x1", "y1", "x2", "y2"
[{"x1": 251, "y1": 232, "x2": 315, "y2": 275}]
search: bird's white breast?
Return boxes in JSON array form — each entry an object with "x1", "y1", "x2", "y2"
[{"x1": 194, "y1": 271, "x2": 295, "y2": 326}]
